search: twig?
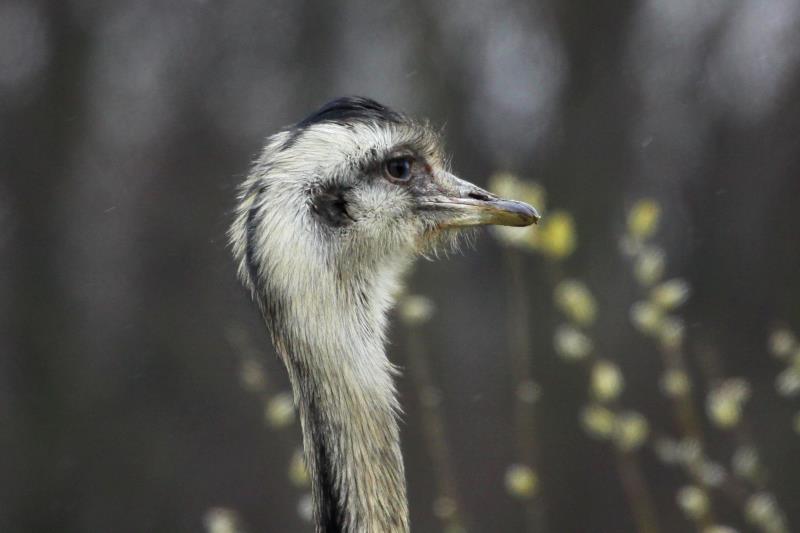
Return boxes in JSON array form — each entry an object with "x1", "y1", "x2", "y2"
[
  {"x1": 405, "y1": 315, "x2": 470, "y2": 531},
  {"x1": 505, "y1": 248, "x2": 549, "y2": 533}
]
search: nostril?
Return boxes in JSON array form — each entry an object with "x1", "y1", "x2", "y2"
[{"x1": 468, "y1": 190, "x2": 491, "y2": 201}]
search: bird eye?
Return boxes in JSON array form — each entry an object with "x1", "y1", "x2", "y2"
[{"x1": 384, "y1": 157, "x2": 412, "y2": 182}]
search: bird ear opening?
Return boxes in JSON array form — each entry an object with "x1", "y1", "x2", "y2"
[{"x1": 310, "y1": 183, "x2": 354, "y2": 227}]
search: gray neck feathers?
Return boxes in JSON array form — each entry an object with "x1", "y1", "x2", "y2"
[
  {"x1": 286, "y1": 342, "x2": 409, "y2": 533},
  {"x1": 265, "y1": 259, "x2": 411, "y2": 533}
]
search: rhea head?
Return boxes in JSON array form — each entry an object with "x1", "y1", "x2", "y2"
[{"x1": 230, "y1": 97, "x2": 538, "y2": 533}]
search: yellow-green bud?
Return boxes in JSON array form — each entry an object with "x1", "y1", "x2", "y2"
[
  {"x1": 204, "y1": 508, "x2": 241, "y2": 533},
  {"x1": 651, "y1": 279, "x2": 691, "y2": 310},
  {"x1": 627, "y1": 199, "x2": 661, "y2": 241},
  {"x1": 768, "y1": 329, "x2": 796, "y2": 359},
  {"x1": 297, "y1": 493, "x2": 314, "y2": 522},
  {"x1": 613, "y1": 411, "x2": 649, "y2": 451},
  {"x1": 634, "y1": 246, "x2": 666, "y2": 287},
  {"x1": 698, "y1": 461, "x2": 725, "y2": 487},
  {"x1": 581, "y1": 404, "x2": 616, "y2": 439},
  {"x1": 724, "y1": 378, "x2": 751, "y2": 402},
  {"x1": 657, "y1": 315, "x2": 685, "y2": 350},
  {"x1": 677, "y1": 485, "x2": 710, "y2": 520},
  {"x1": 660, "y1": 369, "x2": 691, "y2": 398},
  {"x1": 707, "y1": 392, "x2": 741, "y2": 429},
  {"x1": 629, "y1": 301, "x2": 663, "y2": 335},
  {"x1": 399, "y1": 295, "x2": 435, "y2": 326},
  {"x1": 744, "y1": 492, "x2": 780, "y2": 528},
  {"x1": 554, "y1": 279, "x2": 597, "y2": 326},
  {"x1": 288, "y1": 448, "x2": 310, "y2": 488},
  {"x1": 706, "y1": 380, "x2": 750, "y2": 430},
  {"x1": 554, "y1": 324, "x2": 593, "y2": 361},
  {"x1": 538, "y1": 210, "x2": 577, "y2": 260},
  {"x1": 591, "y1": 360, "x2": 625, "y2": 401},
  {"x1": 265, "y1": 391, "x2": 295, "y2": 428},
  {"x1": 504, "y1": 464, "x2": 539, "y2": 499},
  {"x1": 239, "y1": 358, "x2": 267, "y2": 392},
  {"x1": 775, "y1": 367, "x2": 800, "y2": 398},
  {"x1": 654, "y1": 437, "x2": 681, "y2": 464}
]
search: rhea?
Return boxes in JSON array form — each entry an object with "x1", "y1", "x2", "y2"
[{"x1": 230, "y1": 97, "x2": 539, "y2": 532}]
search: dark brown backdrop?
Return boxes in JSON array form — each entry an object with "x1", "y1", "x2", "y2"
[{"x1": 2, "y1": 1, "x2": 800, "y2": 532}]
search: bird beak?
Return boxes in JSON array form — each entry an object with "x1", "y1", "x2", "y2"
[{"x1": 418, "y1": 172, "x2": 540, "y2": 228}]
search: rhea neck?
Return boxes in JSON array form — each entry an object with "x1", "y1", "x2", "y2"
[{"x1": 268, "y1": 250, "x2": 411, "y2": 533}]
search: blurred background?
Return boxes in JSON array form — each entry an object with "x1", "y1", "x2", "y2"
[{"x1": 2, "y1": 0, "x2": 800, "y2": 532}]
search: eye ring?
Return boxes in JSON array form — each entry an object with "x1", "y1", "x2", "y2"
[{"x1": 384, "y1": 157, "x2": 413, "y2": 182}]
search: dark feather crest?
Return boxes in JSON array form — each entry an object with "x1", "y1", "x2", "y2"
[{"x1": 298, "y1": 96, "x2": 403, "y2": 128}]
